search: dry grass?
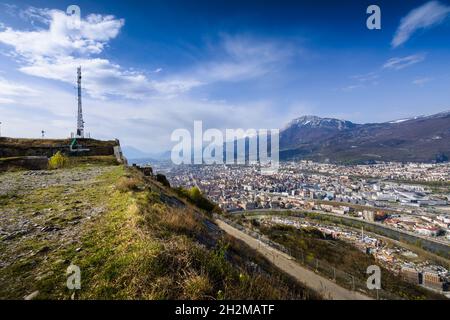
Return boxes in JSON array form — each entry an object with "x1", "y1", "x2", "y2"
[
  {"x1": 69, "y1": 156, "x2": 119, "y2": 167},
  {"x1": 160, "y1": 207, "x2": 204, "y2": 236},
  {"x1": 182, "y1": 273, "x2": 213, "y2": 299},
  {"x1": 126, "y1": 172, "x2": 319, "y2": 300},
  {"x1": 115, "y1": 176, "x2": 142, "y2": 192}
]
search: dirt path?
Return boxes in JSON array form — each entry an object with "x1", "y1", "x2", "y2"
[{"x1": 215, "y1": 219, "x2": 372, "y2": 300}]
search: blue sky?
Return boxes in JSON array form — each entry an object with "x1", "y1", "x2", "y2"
[{"x1": 0, "y1": 0, "x2": 449, "y2": 152}]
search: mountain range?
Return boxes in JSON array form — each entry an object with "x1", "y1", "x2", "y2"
[
  {"x1": 122, "y1": 146, "x2": 170, "y2": 162},
  {"x1": 124, "y1": 110, "x2": 450, "y2": 164},
  {"x1": 280, "y1": 111, "x2": 450, "y2": 164}
]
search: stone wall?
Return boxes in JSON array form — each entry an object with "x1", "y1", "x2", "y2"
[
  {"x1": 0, "y1": 156, "x2": 49, "y2": 172},
  {"x1": 0, "y1": 137, "x2": 120, "y2": 158}
]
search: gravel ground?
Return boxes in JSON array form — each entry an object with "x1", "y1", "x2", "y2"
[
  {"x1": 0, "y1": 166, "x2": 116, "y2": 290},
  {"x1": 0, "y1": 166, "x2": 112, "y2": 196}
]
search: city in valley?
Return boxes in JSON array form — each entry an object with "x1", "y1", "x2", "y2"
[
  {"x1": 160, "y1": 160, "x2": 450, "y2": 296},
  {"x1": 2, "y1": 0, "x2": 450, "y2": 306}
]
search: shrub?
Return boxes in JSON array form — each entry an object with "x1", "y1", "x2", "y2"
[
  {"x1": 48, "y1": 151, "x2": 69, "y2": 169},
  {"x1": 174, "y1": 186, "x2": 220, "y2": 214},
  {"x1": 189, "y1": 187, "x2": 202, "y2": 202}
]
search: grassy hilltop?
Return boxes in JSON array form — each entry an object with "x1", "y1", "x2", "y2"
[{"x1": 0, "y1": 160, "x2": 318, "y2": 300}]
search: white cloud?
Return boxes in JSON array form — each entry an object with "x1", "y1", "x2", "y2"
[
  {"x1": 0, "y1": 7, "x2": 206, "y2": 100},
  {"x1": 0, "y1": 72, "x2": 309, "y2": 149},
  {"x1": 19, "y1": 6, "x2": 53, "y2": 25},
  {"x1": 0, "y1": 6, "x2": 301, "y2": 149},
  {"x1": 339, "y1": 72, "x2": 380, "y2": 92},
  {"x1": 0, "y1": 9, "x2": 124, "y2": 57},
  {"x1": 0, "y1": 97, "x2": 14, "y2": 104},
  {"x1": 351, "y1": 72, "x2": 379, "y2": 83},
  {"x1": 0, "y1": 9, "x2": 291, "y2": 100},
  {"x1": 392, "y1": 1, "x2": 450, "y2": 48},
  {"x1": 151, "y1": 78, "x2": 203, "y2": 96},
  {"x1": 79, "y1": 95, "x2": 311, "y2": 151},
  {"x1": 0, "y1": 77, "x2": 39, "y2": 104},
  {"x1": 412, "y1": 77, "x2": 432, "y2": 85},
  {"x1": 17, "y1": 55, "x2": 195, "y2": 100},
  {"x1": 343, "y1": 54, "x2": 429, "y2": 92},
  {"x1": 147, "y1": 35, "x2": 293, "y2": 97},
  {"x1": 1, "y1": 3, "x2": 19, "y2": 18},
  {"x1": 341, "y1": 84, "x2": 363, "y2": 92},
  {"x1": 196, "y1": 34, "x2": 295, "y2": 83},
  {"x1": 383, "y1": 54, "x2": 426, "y2": 70},
  {"x1": 0, "y1": 8, "x2": 176, "y2": 99}
]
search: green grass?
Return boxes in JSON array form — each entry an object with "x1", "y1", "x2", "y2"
[
  {"x1": 67, "y1": 156, "x2": 119, "y2": 167},
  {"x1": 0, "y1": 167, "x2": 122, "y2": 299},
  {"x1": 0, "y1": 165, "x2": 316, "y2": 300},
  {"x1": 0, "y1": 157, "x2": 25, "y2": 161}
]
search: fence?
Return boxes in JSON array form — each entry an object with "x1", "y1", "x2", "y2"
[{"x1": 214, "y1": 214, "x2": 401, "y2": 300}]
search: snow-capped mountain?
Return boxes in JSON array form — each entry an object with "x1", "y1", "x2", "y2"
[
  {"x1": 283, "y1": 115, "x2": 355, "y2": 130},
  {"x1": 279, "y1": 111, "x2": 450, "y2": 163}
]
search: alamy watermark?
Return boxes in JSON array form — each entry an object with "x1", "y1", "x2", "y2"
[
  {"x1": 66, "y1": 264, "x2": 81, "y2": 290},
  {"x1": 366, "y1": 5, "x2": 381, "y2": 30},
  {"x1": 366, "y1": 265, "x2": 381, "y2": 290},
  {"x1": 66, "y1": 5, "x2": 81, "y2": 30},
  {"x1": 171, "y1": 121, "x2": 280, "y2": 174}
]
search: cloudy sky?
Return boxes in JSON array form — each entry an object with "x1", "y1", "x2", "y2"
[{"x1": 0, "y1": 0, "x2": 449, "y2": 153}]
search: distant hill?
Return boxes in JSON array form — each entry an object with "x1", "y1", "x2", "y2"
[
  {"x1": 121, "y1": 145, "x2": 152, "y2": 159},
  {"x1": 122, "y1": 145, "x2": 170, "y2": 162},
  {"x1": 280, "y1": 111, "x2": 450, "y2": 164},
  {"x1": 126, "y1": 111, "x2": 450, "y2": 165}
]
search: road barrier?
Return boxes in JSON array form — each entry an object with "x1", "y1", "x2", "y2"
[{"x1": 214, "y1": 214, "x2": 400, "y2": 300}]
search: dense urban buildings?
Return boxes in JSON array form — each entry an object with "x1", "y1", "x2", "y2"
[
  {"x1": 166, "y1": 161, "x2": 450, "y2": 241},
  {"x1": 163, "y1": 160, "x2": 450, "y2": 295}
]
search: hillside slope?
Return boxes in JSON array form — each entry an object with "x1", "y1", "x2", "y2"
[{"x1": 0, "y1": 164, "x2": 318, "y2": 299}]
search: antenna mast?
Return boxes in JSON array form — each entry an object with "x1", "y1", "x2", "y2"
[{"x1": 76, "y1": 66, "x2": 84, "y2": 138}]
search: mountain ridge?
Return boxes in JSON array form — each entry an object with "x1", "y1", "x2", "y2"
[
  {"x1": 127, "y1": 110, "x2": 450, "y2": 165},
  {"x1": 280, "y1": 110, "x2": 450, "y2": 164}
]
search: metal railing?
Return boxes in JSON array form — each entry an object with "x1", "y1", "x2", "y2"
[{"x1": 214, "y1": 214, "x2": 401, "y2": 300}]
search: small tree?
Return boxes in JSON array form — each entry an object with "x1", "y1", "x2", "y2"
[
  {"x1": 48, "y1": 151, "x2": 69, "y2": 169},
  {"x1": 189, "y1": 187, "x2": 202, "y2": 202}
]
